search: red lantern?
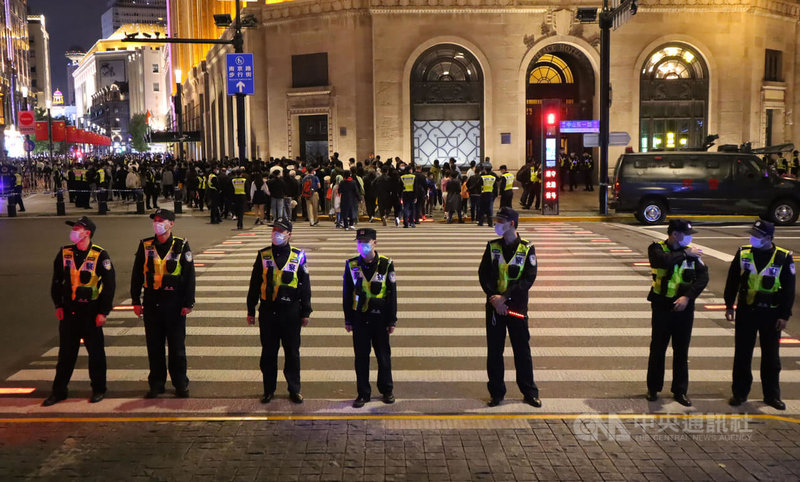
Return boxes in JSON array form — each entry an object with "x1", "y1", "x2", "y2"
[
  {"x1": 52, "y1": 121, "x2": 66, "y2": 143},
  {"x1": 35, "y1": 121, "x2": 48, "y2": 141}
]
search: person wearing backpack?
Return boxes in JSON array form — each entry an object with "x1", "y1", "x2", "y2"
[{"x1": 301, "y1": 166, "x2": 321, "y2": 226}]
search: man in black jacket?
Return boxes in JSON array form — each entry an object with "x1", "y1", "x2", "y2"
[
  {"x1": 338, "y1": 171, "x2": 361, "y2": 230},
  {"x1": 344, "y1": 228, "x2": 397, "y2": 408},
  {"x1": 645, "y1": 219, "x2": 708, "y2": 407}
]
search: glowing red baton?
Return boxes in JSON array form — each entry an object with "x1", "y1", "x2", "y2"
[{"x1": 507, "y1": 310, "x2": 525, "y2": 319}]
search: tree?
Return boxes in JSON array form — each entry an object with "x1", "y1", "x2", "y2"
[{"x1": 129, "y1": 113, "x2": 150, "y2": 152}]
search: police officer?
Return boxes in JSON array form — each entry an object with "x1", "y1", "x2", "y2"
[
  {"x1": 777, "y1": 154, "x2": 789, "y2": 176},
  {"x1": 645, "y1": 219, "x2": 708, "y2": 407},
  {"x1": 498, "y1": 165, "x2": 515, "y2": 209},
  {"x1": 231, "y1": 169, "x2": 248, "y2": 230},
  {"x1": 725, "y1": 219, "x2": 795, "y2": 410},
  {"x1": 478, "y1": 207, "x2": 541, "y2": 407},
  {"x1": 344, "y1": 228, "x2": 397, "y2": 408},
  {"x1": 476, "y1": 165, "x2": 497, "y2": 227},
  {"x1": 44, "y1": 216, "x2": 115, "y2": 406},
  {"x1": 207, "y1": 167, "x2": 221, "y2": 224},
  {"x1": 400, "y1": 167, "x2": 416, "y2": 228},
  {"x1": 792, "y1": 150, "x2": 800, "y2": 177},
  {"x1": 246, "y1": 217, "x2": 311, "y2": 404},
  {"x1": 12, "y1": 166, "x2": 24, "y2": 212},
  {"x1": 131, "y1": 209, "x2": 196, "y2": 399}
]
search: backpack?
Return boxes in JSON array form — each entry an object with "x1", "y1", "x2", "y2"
[{"x1": 301, "y1": 177, "x2": 313, "y2": 198}]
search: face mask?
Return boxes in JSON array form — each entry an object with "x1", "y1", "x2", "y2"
[
  {"x1": 69, "y1": 230, "x2": 84, "y2": 244},
  {"x1": 154, "y1": 222, "x2": 169, "y2": 236},
  {"x1": 678, "y1": 235, "x2": 692, "y2": 248},
  {"x1": 750, "y1": 235, "x2": 770, "y2": 249},
  {"x1": 272, "y1": 232, "x2": 288, "y2": 246},
  {"x1": 494, "y1": 222, "x2": 508, "y2": 237},
  {"x1": 357, "y1": 242, "x2": 373, "y2": 257}
]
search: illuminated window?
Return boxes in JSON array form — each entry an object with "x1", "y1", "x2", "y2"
[{"x1": 528, "y1": 54, "x2": 574, "y2": 84}]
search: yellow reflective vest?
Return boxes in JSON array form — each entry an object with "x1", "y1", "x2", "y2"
[
  {"x1": 347, "y1": 255, "x2": 391, "y2": 312},
  {"x1": 738, "y1": 245, "x2": 790, "y2": 308},
  {"x1": 651, "y1": 241, "x2": 696, "y2": 298},
  {"x1": 259, "y1": 246, "x2": 304, "y2": 301},
  {"x1": 488, "y1": 239, "x2": 531, "y2": 294},
  {"x1": 143, "y1": 237, "x2": 184, "y2": 290},
  {"x1": 62, "y1": 244, "x2": 105, "y2": 302}
]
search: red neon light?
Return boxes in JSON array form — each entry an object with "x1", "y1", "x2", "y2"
[
  {"x1": 0, "y1": 388, "x2": 35, "y2": 395},
  {"x1": 545, "y1": 170, "x2": 557, "y2": 178},
  {"x1": 780, "y1": 338, "x2": 800, "y2": 344},
  {"x1": 546, "y1": 112, "x2": 556, "y2": 125}
]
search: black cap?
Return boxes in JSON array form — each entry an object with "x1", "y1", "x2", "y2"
[
  {"x1": 748, "y1": 218, "x2": 775, "y2": 238},
  {"x1": 65, "y1": 216, "x2": 96, "y2": 234},
  {"x1": 271, "y1": 217, "x2": 293, "y2": 232},
  {"x1": 355, "y1": 228, "x2": 377, "y2": 241},
  {"x1": 149, "y1": 208, "x2": 176, "y2": 221},
  {"x1": 494, "y1": 207, "x2": 519, "y2": 226},
  {"x1": 667, "y1": 218, "x2": 697, "y2": 235}
]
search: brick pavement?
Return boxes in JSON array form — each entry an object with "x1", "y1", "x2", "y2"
[{"x1": 1, "y1": 415, "x2": 799, "y2": 481}]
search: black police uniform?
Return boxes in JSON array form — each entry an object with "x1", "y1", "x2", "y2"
[
  {"x1": 246, "y1": 241, "x2": 312, "y2": 398},
  {"x1": 343, "y1": 245, "x2": 397, "y2": 401},
  {"x1": 478, "y1": 233, "x2": 539, "y2": 402},
  {"x1": 131, "y1": 234, "x2": 196, "y2": 395},
  {"x1": 724, "y1": 242, "x2": 795, "y2": 403},
  {"x1": 646, "y1": 237, "x2": 709, "y2": 399},
  {"x1": 50, "y1": 240, "x2": 116, "y2": 399}
]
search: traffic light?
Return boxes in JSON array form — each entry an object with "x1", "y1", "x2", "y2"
[
  {"x1": 541, "y1": 99, "x2": 561, "y2": 215},
  {"x1": 546, "y1": 112, "x2": 557, "y2": 126}
]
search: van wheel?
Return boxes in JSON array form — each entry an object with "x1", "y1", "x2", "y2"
[
  {"x1": 770, "y1": 200, "x2": 799, "y2": 225},
  {"x1": 637, "y1": 199, "x2": 667, "y2": 225}
]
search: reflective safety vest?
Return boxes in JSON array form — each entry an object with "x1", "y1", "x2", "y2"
[
  {"x1": 232, "y1": 177, "x2": 246, "y2": 195},
  {"x1": 62, "y1": 244, "x2": 104, "y2": 302},
  {"x1": 198, "y1": 175, "x2": 206, "y2": 190},
  {"x1": 74, "y1": 169, "x2": 86, "y2": 181},
  {"x1": 651, "y1": 241, "x2": 696, "y2": 298},
  {"x1": 488, "y1": 239, "x2": 531, "y2": 294},
  {"x1": 14, "y1": 173, "x2": 21, "y2": 187},
  {"x1": 481, "y1": 174, "x2": 495, "y2": 193},
  {"x1": 348, "y1": 255, "x2": 391, "y2": 313},
  {"x1": 530, "y1": 169, "x2": 540, "y2": 183},
  {"x1": 143, "y1": 237, "x2": 184, "y2": 290},
  {"x1": 401, "y1": 173, "x2": 415, "y2": 193},
  {"x1": 502, "y1": 172, "x2": 515, "y2": 191},
  {"x1": 97, "y1": 169, "x2": 105, "y2": 184},
  {"x1": 259, "y1": 246, "x2": 304, "y2": 301},
  {"x1": 207, "y1": 173, "x2": 218, "y2": 190},
  {"x1": 738, "y1": 245, "x2": 790, "y2": 308},
  {"x1": 778, "y1": 157, "x2": 789, "y2": 171}
]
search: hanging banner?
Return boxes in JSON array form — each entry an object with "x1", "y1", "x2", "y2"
[
  {"x1": 52, "y1": 121, "x2": 66, "y2": 143},
  {"x1": 66, "y1": 126, "x2": 77, "y2": 143},
  {"x1": 35, "y1": 121, "x2": 48, "y2": 141}
]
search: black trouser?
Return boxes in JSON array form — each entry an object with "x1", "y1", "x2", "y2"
[
  {"x1": 569, "y1": 171, "x2": 578, "y2": 191},
  {"x1": 145, "y1": 185, "x2": 159, "y2": 209},
  {"x1": 500, "y1": 190, "x2": 513, "y2": 208},
  {"x1": 470, "y1": 194, "x2": 480, "y2": 220},
  {"x1": 523, "y1": 182, "x2": 541, "y2": 209},
  {"x1": 732, "y1": 307, "x2": 782, "y2": 401},
  {"x1": 13, "y1": 186, "x2": 24, "y2": 210},
  {"x1": 477, "y1": 193, "x2": 493, "y2": 226},
  {"x1": 259, "y1": 309, "x2": 302, "y2": 395},
  {"x1": 143, "y1": 298, "x2": 188, "y2": 391},
  {"x1": 646, "y1": 306, "x2": 693, "y2": 396},
  {"x1": 77, "y1": 182, "x2": 91, "y2": 208},
  {"x1": 208, "y1": 192, "x2": 221, "y2": 223},
  {"x1": 235, "y1": 194, "x2": 247, "y2": 229},
  {"x1": 365, "y1": 194, "x2": 376, "y2": 219},
  {"x1": 485, "y1": 305, "x2": 538, "y2": 400},
  {"x1": 402, "y1": 192, "x2": 416, "y2": 227},
  {"x1": 378, "y1": 197, "x2": 393, "y2": 219},
  {"x1": 52, "y1": 308, "x2": 106, "y2": 397},
  {"x1": 584, "y1": 171, "x2": 594, "y2": 191},
  {"x1": 352, "y1": 318, "x2": 393, "y2": 398}
]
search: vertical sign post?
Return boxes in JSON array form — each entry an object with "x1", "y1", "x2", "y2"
[{"x1": 541, "y1": 99, "x2": 561, "y2": 215}]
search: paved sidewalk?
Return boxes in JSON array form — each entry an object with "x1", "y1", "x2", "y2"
[{"x1": 1, "y1": 414, "x2": 799, "y2": 481}]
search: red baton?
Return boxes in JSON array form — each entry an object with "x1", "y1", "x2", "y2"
[{"x1": 507, "y1": 310, "x2": 525, "y2": 319}]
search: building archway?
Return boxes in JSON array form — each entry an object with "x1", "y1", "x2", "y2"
[
  {"x1": 639, "y1": 43, "x2": 709, "y2": 151},
  {"x1": 525, "y1": 44, "x2": 595, "y2": 161},
  {"x1": 410, "y1": 44, "x2": 483, "y2": 166}
]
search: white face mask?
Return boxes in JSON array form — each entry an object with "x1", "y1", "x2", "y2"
[
  {"x1": 69, "y1": 230, "x2": 85, "y2": 244},
  {"x1": 678, "y1": 234, "x2": 692, "y2": 248},
  {"x1": 153, "y1": 222, "x2": 169, "y2": 236},
  {"x1": 750, "y1": 235, "x2": 771, "y2": 249},
  {"x1": 272, "y1": 232, "x2": 288, "y2": 246},
  {"x1": 494, "y1": 222, "x2": 508, "y2": 237}
]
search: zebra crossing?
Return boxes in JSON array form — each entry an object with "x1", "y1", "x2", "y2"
[{"x1": 7, "y1": 221, "x2": 800, "y2": 409}]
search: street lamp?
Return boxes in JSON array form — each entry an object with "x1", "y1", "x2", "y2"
[
  {"x1": 174, "y1": 69, "x2": 184, "y2": 161},
  {"x1": 20, "y1": 86, "x2": 28, "y2": 111},
  {"x1": 46, "y1": 99, "x2": 53, "y2": 162}
]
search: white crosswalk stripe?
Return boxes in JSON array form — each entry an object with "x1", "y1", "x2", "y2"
[{"x1": 8, "y1": 221, "x2": 798, "y2": 404}]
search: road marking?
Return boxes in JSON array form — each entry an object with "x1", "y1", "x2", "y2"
[
  {"x1": 192, "y1": 274, "x2": 649, "y2": 282},
  {"x1": 610, "y1": 223, "x2": 734, "y2": 262},
  {"x1": 196, "y1": 266, "x2": 639, "y2": 273},
  {"x1": 188, "y1": 296, "x2": 725, "y2": 305},
  {"x1": 193, "y1": 285, "x2": 653, "y2": 292}
]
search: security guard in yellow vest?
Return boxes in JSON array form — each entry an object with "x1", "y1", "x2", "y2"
[
  {"x1": 44, "y1": 216, "x2": 116, "y2": 406},
  {"x1": 725, "y1": 219, "x2": 795, "y2": 410},
  {"x1": 476, "y1": 165, "x2": 497, "y2": 227},
  {"x1": 400, "y1": 167, "x2": 417, "y2": 228},
  {"x1": 131, "y1": 209, "x2": 196, "y2": 399},
  {"x1": 343, "y1": 228, "x2": 397, "y2": 408},
  {"x1": 777, "y1": 155, "x2": 789, "y2": 176},
  {"x1": 11, "y1": 166, "x2": 24, "y2": 212},
  {"x1": 646, "y1": 219, "x2": 708, "y2": 407},
  {"x1": 231, "y1": 169, "x2": 248, "y2": 230},
  {"x1": 247, "y1": 217, "x2": 312, "y2": 404},
  {"x1": 478, "y1": 207, "x2": 541, "y2": 408},
  {"x1": 196, "y1": 172, "x2": 206, "y2": 211},
  {"x1": 498, "y1": 165, "x2": 515, "y2": 209},
  {"x1": 207, "y1": 167, "x2": 221, "y2": 224}
]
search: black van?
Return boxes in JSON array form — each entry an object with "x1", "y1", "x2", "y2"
[{"x1": 613, "y1": 152, "x2": 800, "y2": 225}]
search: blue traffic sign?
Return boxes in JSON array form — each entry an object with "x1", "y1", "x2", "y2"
[
  {"x1": 23, "y1": 138, "x2": 35, "y2": 152},
  {"x1": 560, "y1": 120, "x2": 599, "y2": 133},
  {"x1": 226, "y1": 53, "x2": 255, "y2": 96}
]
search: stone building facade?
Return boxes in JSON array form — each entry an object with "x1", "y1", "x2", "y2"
[{"x1": 174, "y1": 0, "x2": 800, "y2": 171}]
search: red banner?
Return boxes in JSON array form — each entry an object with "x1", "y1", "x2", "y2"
[
  {"x1": 51, "y1": 121, "x2": 66, "y2": 143},
  {"x1": 35, "y1": 121, "x2": 48, "y2": 141},
  {"x1": 66, "y1": 126, "x2": 77, "y2": 143},
  {"x1": 77, "y1": 129, "x2": 86, "y2": 144}
]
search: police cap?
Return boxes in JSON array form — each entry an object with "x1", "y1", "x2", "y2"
[
  {"x1": 667, "y1": 218, "x2": 697, "y2": 235},
  {"x1": 355, "y1": 228, "x2": 377, "y2": 241},
  {"x1": 748, "y1": 218, "x2": 775, "y2": 238},
  {"x1": 271, "y1": 217, "x2": 293, "y2": 232},
  {"x1": 494, "y1": 206, "x2": 519, "y2": 227},
  {"x1": 149, "y1": 208, "x2": 176, "y2": 221},
  {"x1": 65, "y1": 216, "x2": 96, "y2": 234}
]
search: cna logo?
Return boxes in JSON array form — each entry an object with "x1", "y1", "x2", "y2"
[{"x1": 573, "y1": 415, "x2": 631, "y2": 442}]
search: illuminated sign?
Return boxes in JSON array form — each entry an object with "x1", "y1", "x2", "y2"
[
  {"x1": 541, "y1": 99, "x2": 561, "y2": 215},
  {"x1": 560, "y1": 120, "x2": 599, "y2": 133}
]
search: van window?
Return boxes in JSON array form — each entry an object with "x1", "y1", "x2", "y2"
[
  {"x1": 706, "y1": 160, "x2": 720, "y2": 169},
  {"x1": 669, "y1": 160, "x2": 684, "y2": 169},
  {"x1": 633, "y1": 159, "x2": 649, "y2": 169}
]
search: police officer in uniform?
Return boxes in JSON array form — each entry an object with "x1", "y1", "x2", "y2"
[
  {"x1": 343, "y1": 228, "x2": 397, "y2": 408},
  {"x1": 792, "y1": 150, "x2": 800, "y2": 177},
  {"x1": 400, "y1": 167, "x2": 416, "y2": 228},
  {"x1": 44, "y1": 216, "x2": 115, "y2": 406},
  {"x1": 498, "y1": 165, "x2": 515, "y2": 209},
  {"x1": 246, "y1": 217, "x2": 311, "y2": 404},
  {"x1": 645, "y1": 219, "x2": 708, "y2": 407},
  {"x1": 12, "y1": 166, "x2": 24, "y2": 212},
  {"x1": 207, "y1": 167, "x2": 221, "y2": 224},
  {"x1": 725, "y1": 219, "x2": 795, "y2": 410},
  {"x1": 478, "y1": 207, "x2": 541, "y2": 407},
  {"x1": 476, "y1": 165, "x2": 497, "y2": 227},
  {"x1": 131, "y1": 209, "x2": 196, "y2": 399},
  {"x1": 231, "y1": 169, "x2": 248, "y2": 230}
]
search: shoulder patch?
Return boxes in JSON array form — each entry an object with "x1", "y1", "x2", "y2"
[
  {"x1": 791, "y1": 263, "x2": 796, "y2": 275},
  {"x1": 102, "y1": 259, "x2": 112, "y2": 270},
  {"x1": 389, "y1": 272, "x2": 396, "y2": 283},
  {"x1": 303, "y1": 264, "x2": 309, "y2": 274},
  {"x1": 185, "y1": 251, "x2": 193, "y2": 263},
  {"x1": 529, "y1": 254, "x2": 537, "y2": 266}
]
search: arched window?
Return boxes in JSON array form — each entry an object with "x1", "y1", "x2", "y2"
[
  {"x1": 639, "y1": 43, "x2": 709, "y2": 151},
  {"x1": 411, "y1": 44, "x2": 483, "y2": 166},
  {"x1": 528, "y1": 54, "x2": 575, "y2": 84}
]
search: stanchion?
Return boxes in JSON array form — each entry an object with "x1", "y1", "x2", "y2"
[
  {"x1": 173, "y1": 186, "x2": 182, "y2": 214},
  {"x1": 97, "y1": 188, "x2": 108, "y2": 215},
  {"x1": 135, "y1": 189, "x2": 145, "y2": 214},
  {"x1": 56, "y1": 189, "x2": 66, "y2": 216},
  {"x1": 6, "y1": 194, "x2": 16, "y2": 217}
]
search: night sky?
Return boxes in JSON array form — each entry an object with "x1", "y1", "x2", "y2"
[{"x1": 28, "y1": 0, "x2": 105, "y2": 97}]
